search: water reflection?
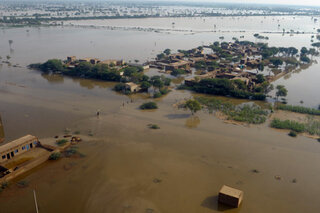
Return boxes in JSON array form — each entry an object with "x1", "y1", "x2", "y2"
[
  {"x1": 185, "y1": 116, "x2": 200, "y2": 128},
  {"x1": 71, "y1": 78, "x2": 115, "y2": 90},
  {"x1": 41, "y1": 73, "x2": 64, "y2": 84}
]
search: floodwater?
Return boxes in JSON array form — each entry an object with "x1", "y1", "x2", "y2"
[{"x1": 0, "y1": 16, "x2": 320, "y2": 213}]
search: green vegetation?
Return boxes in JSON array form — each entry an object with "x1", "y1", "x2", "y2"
[
  {"x1": 30, "y1": 59, "x2": 122, "y2": 82},
  {"x1": 64, "y1": 146, "x2": 84, "y2": 158},
  {"x1": 140, "y1": 102, "x2": 158, "y2": 110},
  {"x1": 153, "y1": 87, "x2": 170, "y2": 98},
  {"x1": 271, "y1": 118, "x2": 320, "y2": 136},
  {"x1": 56, "y1": 139, "x2": 68, "y2": 146},
  {"x1": 148, "y1": 124, "x2": 160, "y2": 129},
  {"x1": 270, "y1": 119, "x2": 305, "y2": 132},
  {"x1": 288, "y1": 131, "x2": 298, "y2": 137},
  {"x1": 276, "y1": 85, "x2": 288, "y2": 100},
  {"x1": 17, "y1": 180, "x2": 29, "y2": 188},
  {"x1": 277, "y1": 104, "x2": 320, "y2": 116},
  {"x1": 184, "y1": 99, "x2": 202, "y2": 115},
  {"x1": 195, "y1": 96, "x2": 268, "y2": 124},
  {"x1": 171, "y1": 69, "x2": 187, "y2": 76},
  {"x1": 163, "y1": 49, "x2": 171, "y2": 56},
  {"x1": 114, "y1": 83, "x2": 130, "y2": 95},
  {"x1": 0, "y1": 181, "x2": 8, "y2": 192},
  {"x1": 31, "y1": 59, "x2": 171, "y2": 96},
  {"x1": 49, "y1": 152, "x2": 61, "y2": 160},
  {"x1": 190, "y1": 78, "x2": 266, "y2": 100}
]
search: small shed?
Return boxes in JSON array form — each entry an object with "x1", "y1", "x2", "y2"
[
  {"x1": 125, "y1": 82, "x2": 141, "y2": 93},
  {"x1": 218, "y1": 185, "x2": 243, "y2": 208}
]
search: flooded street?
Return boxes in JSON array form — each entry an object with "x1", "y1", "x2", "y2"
[{"x1": 0, "y1": 16, "x2": 320, "y2": 212}]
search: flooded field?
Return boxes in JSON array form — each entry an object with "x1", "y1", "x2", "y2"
[{"x1": 0, "y1": 16, "x2": 320, "y2": 213}]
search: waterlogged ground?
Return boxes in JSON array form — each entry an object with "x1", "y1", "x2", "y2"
[{"x1": 0, "y1": 16, "x2": 320, "y2": 213}]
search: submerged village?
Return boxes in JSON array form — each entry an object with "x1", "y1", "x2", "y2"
[{"x1": 1, "y1": 38, "x2": 320, "y2": 209}]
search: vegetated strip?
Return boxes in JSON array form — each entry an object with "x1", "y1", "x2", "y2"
[
  {"x1": 277, "y1": 104, "x2": 320, "y2": 116},
  {"x1": 270, "y1": 118, "x2": 320, "y2": 136},
  {"x1": 195, "y1": 96, "x2": 269, "y2": 124}
]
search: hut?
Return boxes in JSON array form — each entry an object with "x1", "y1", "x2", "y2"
[
  {"x1": 165, "y1": 60, "x2": 190, "y2": 71},
  {"x1": 218, "y1": 185, "x2": 243, "y2": 208},
  {"x1": 67, "y1": 56, "x2": 76, "y2": 63},
  {"x1": 79, "y1": 58, "x2": 100, "y2": 65},
  {"x1": 125, "y1": 82, "x2": 141, "y2": 93},
  {"x1": 0, "y1": 135, "x2": 39, "y2": 163}
]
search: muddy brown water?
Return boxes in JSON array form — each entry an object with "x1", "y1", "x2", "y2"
[{"x1": 0, "y1": 16, "x2": 320, "y2": 212}]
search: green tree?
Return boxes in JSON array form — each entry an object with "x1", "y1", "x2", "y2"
[
  {"x1": 163, "y1": 49, "x2": 171, "y2": 56},
  {"x1": 140, "y1": 102, "x2": 158, "y2": 110},
  {"x1": 270, "y1": 58, "x2": 283, "y2": 67},
  {"x1": 140, "y1": 81, "x2": 151, "y2": 91},
  {"x1": 185, "y1": 99, "x2": 201, "y2": 115},
  {"x1": 40, "y1": 59, "x2": 65, "y2": 72},
  {"x1": 257, "y1": 63, "x2": 264, "y2": 71},
  {"x1": 256, "y1": 74, "x2": 266, "y2": 83},
  {"x1": 300, "y1": 55, "x2": 311, "y2": 63},
  {"x1": 157, "y1": 53, "x2": 165, "y2": 60},
  {"x1": 276, "y1": 85, "x2": 288, "y2": 100},
  {"x1": 300, "y1": 47, "x2": 308, "y2": 55}
]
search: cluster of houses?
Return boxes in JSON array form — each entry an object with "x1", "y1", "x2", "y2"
[
  {"x1": 66, "y1": 56, "x2": 126, "y2": 69},
  {"x1": 65, "y1": 56, "x2": 151, "y2": 93},
  {"x1": 150, "y1": 42, "x2": 279, "y2": 87},
  {"x1": 66, "y1": 56, "x2": 150, "y2": 71}
]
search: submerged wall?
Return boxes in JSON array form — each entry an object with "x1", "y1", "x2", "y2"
[{"x1": 0, "y1": 115, "x2": 4, "y2": 143}]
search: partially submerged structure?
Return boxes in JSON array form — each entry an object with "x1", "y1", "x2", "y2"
[
  {"x1": 125, "y1": 82, "x2": 141, "y2": 92},
  {"x1": 0, "y1": 134, "x2": 74, "y2": 183},
  {"x1": 218, "y1": 185, "x2": 243, "y2": 208},
  {"x1": 0, "y1": 135, "x2": 38, "y2": 163},
  {"x1": 0, "y1": 115, "x2": 4, "y2": 143}
]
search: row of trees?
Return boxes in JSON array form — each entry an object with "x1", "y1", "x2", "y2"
[
  {"x1": 190, "y1": 78, "x2": 266, "y2": 100},
  {"x1": 30, "y1": 59, "x2": 172, "y2": 96}
]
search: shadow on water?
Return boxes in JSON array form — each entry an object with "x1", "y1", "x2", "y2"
[
  {"x1": 185, "y1": 116, "x2": 200, "y2": 128},
  {"x1": 41, "y1": 73, "x2": 64, "y2": 84},
  {"x1": 201, "y1": 195, "x2": 236, "y2": 212}
]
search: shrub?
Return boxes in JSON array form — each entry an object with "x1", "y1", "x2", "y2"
[
  {"x1": 1, "y1": 182, "x2": 8, "y2": 189},
  {"x1": 317, "y1": 138, "x2": 320, "y2": 142},
  {"x1": 153, "y1": 92, "x2": 162, "y2": 98},
  {"x1": 270, "y1": 119, "x2": 305, "y2": 133},
  {"x1": 140, "y1": 102, "x2": 158, "y2": 110},
  {"x1": 17, "y1": 180, "x2": 29, "y2": 188},
  {"x1": 114, "y1": 83, "x2": 126, "y2": 92},
  {"x1": 277, "y1": 104, "x2": 320, "y2": 116},
  {"x1": 49, "y1": 152, "x2": 61, "y2": 160},
  {"x1": 185, "y1": 99, "x2": 202, "y2": 115},
  {"x1": 288, "y1": 131, "x2": 297, "y2": 137},
  {"x1": 171, "y1": 69, "x2": 187, "y2": 76},
  {"x1": 56, "y1": 139, "x2": 68, "y2": 146},
  {"x1": 64, "y1": 147, "x2": 80, "y2": 157},
  {"x1": 148, "y1": 124, "x2": 160, "y2": 129}
]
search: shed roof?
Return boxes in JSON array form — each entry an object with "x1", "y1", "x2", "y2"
[
  {"x1": 168, "y1": 60, "x2": 190, "y2": 66},
  {"x1": 219, "y1": 185, "x2": 243, "y2": 198},
  {"x1": 0, "y1": 135, "x2": 37, "y2": 154}
]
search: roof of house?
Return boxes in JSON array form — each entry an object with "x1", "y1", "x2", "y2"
[
  {"x1": 168, "y1": 60, "x2": 190, "y2": 67},
  {"x1": 0, "y1": 135, "x2": 37, "y2": 154},
  {"x1": 219, "y1": 185, "x2": 243, "y2": 198},
  {"x1": 79, "y1": 57, "x2": 100, "y2": 62},
  {"x1": 100, "y1": 59, "x2": 118, "y2": 64},
  {"x1": 125, "y1": 82, "x2": 139, "y2": 87}
]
